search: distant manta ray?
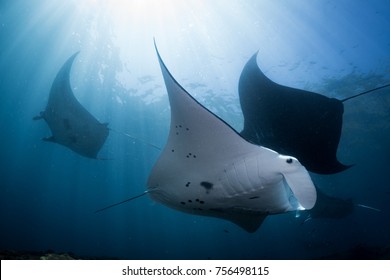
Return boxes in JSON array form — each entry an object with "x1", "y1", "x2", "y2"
[
  {"x1": 96, "y1": 42, "x2": 317, "y2": 233},
  {"x1": 239, "y1": 52, "x2": 390, "y2": 175},
  {"x1": 34, "y1": 53, "x2": 159, "y2": 158},
  {"x1": 299, "y1": 188, "x2": 380, "y2": 223},
  {"x1": 34, "y1": 52, "x2": 109, "y2": 159}
]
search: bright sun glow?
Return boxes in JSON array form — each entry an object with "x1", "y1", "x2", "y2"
[{"x1": 77, "y1": 0, "x2": 181, "y2": 25}]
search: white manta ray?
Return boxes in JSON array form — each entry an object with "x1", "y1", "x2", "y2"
[
  {"x1": 146, "y1": 43, "x2": 316, "y2": 232},
  {"x1": 97, "y1": 43, "x2": 317, "y2": 233}
]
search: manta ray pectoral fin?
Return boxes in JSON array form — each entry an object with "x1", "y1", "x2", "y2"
[
  {"x1": 33, "y1": 111, "x2": 45, "y2": 121},
  {"x1": 335, "y1": 161, "x2": 354, "y2": 173},
  {"x1": 226, "y1": 213, "x2": 267, "y2": 233},
  {"x1": 212, "y1": 207, "x2": 267, "y2": 233},
  {"x1": 320, "y1": 159, "x2": 353, "y2": 174}
]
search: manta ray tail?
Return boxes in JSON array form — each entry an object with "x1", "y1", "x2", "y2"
[
  {"x1": 356, "y1": 204, "x2": 381, "y2": 212},
  {"x1": 109, "y1": 128, "x2": 161, "y2": 150},
  {"x1": 341, "y1": 84, "x2": 390, "y2": 102},
  {"x1": 95, "y1": 191, "x2": 150, "y2": 213}
]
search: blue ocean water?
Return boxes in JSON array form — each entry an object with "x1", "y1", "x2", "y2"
[{"x1": 0, "y1": 0, "x2": 389, "y2": 259}]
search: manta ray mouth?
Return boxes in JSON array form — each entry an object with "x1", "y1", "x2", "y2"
[{"x1": 284, "y1": 181, "x2": 306, "y2": 211}]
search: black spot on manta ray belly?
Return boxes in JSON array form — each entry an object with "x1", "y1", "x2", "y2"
[
  {"x1": 175, "y1": 124, "x2": 191, "y2": 136},
  {"x1": 200, "y1": 181, "x2": 213, "y2": 190},
  {"x1": 180, "y1": 198, "x2": 205, "y2": 210},
  {"x1": 186, "y1": 152, "x2": 197, "y2": 158},
  {"x1": 286, "y1": 158, "x2": 293, "y2": 164},
  {"x1": 180, "y1": 198, "x2": 205, "y2": 208}
]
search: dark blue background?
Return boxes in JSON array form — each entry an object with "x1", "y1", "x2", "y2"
[{"x1": 0, "y1": 0, "x2": 389, "y2": 259}]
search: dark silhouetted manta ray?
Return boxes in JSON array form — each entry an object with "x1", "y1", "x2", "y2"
[
  {"x1": 34, "y1": 52, "x2": 109, "y2": 159},
  {"x1": 239, "y1": 52, "x2": 390, "y2": 175}
]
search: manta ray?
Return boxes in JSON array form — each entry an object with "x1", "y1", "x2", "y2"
[
  {"x1": 144, "y1": 43, "x2": 317, "y2": 232},
  {"x1": 239, "y1": 52, "x2": 390, "y2": 175},
  {"x1": 96, "y1": 44, "x2": 317, "y2": 232},
  {"x1": 34, "y1": 52, "x2": 109, "y2": 159}
]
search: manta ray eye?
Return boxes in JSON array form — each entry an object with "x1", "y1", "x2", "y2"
[{"x1": 286, "y1": 158, "x2": 293, "y2": 164}]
